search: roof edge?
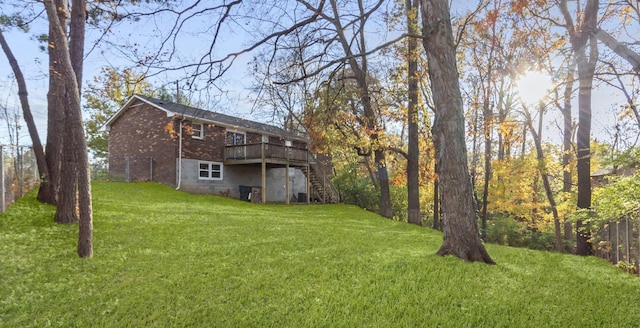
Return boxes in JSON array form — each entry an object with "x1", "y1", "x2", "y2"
[
  {"x1": 104, "y1": 94, "x2": 308, "y2": 142},
  {"x1": 103, "y1": 94, "x2": 176, "y2": 129}
]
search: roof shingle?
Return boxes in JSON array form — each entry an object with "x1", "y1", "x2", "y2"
[{"x1": 134, "y1": 94, "x2": 307, "y2": 141}]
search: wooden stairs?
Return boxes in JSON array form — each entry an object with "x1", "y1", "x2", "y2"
[{"x1": 301, "y1": 161, "x2": 340, "y2": 204}]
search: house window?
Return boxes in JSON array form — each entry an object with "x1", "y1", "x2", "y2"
[
  {"x1": 198, "y1": 161, "x2": 223, "y2": 180},
  {"x1": 285, "y1": 140, "x2": 292, "y2": 147},
  {"x1": 226, "y1": 131, "x2": 246, "y2": 159},
  {"x1": 262, "y1": 135, "x2": 269, "y2": 143},
  {"x1": 226, "y1": 131, "x2": 245, "y2": 145},
  {"x1": 192, "y1": 123, "x2": 204, "y2": 139}
]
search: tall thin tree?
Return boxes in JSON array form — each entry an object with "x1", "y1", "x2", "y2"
[
  {"x1": 43, "y1": 0, "x2": 93, "y2": 258},
  {"x1": 559, "y1": 0, "x2": 599, "y2": 256},
  {"x1": 0, "y1": 30, "x2": 50, "y2": 205},
  {"x1": 406, "y1": 0, "x2": 421, "y2": 225},
  {"x1": 420, "y1": 0, "x2": 494, "y2": 263},
  {"x1": 54, "y1": 0, "x2": 88, "y2": 224},
  {"x1": 43, "y1": 0, "x2": 69, "y2": 206},
  {"x1": 523, "y1": 103, "x2": 563, "y2": 252},
  {"x1": 328, "y1": 0, "x2": 393, "y2": 218}
]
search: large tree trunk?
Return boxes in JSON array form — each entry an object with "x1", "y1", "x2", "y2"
[
  {"x1": 69, "y1": 0, "x2": 86, "y2": 88},
  {"x1": 575, "y1": 54, "x2": 595, "y2": 256},
  {"x1": 44, "y1": 0, "x2": 93, "y2": 258},
  {"x1": 45, "y1": 79, "x2": 64, "y2": 206},
  {"x1": 0, "y1": 30, "x2": 51, "y2": 204},
  {"x1": 70, "y1": 0, "x2": 91, "y2": 257},
  {"x1": 406, "y1": 0, "x2": 421, "y2": 225},
  {"x1": 559, "y1": 0, "x2": 598, "y2": 256},
  {"x1": 375, "y1": 149, "x2": 392, "y2": 218},
  {"x1": 55, "y1": 0, "x2": 87, "y2": 224},
  {"x1": 54, "y1": 133, "x2": 78, "y2": 224},
  {"x1": 420, "y1": 0, "x2": 494, "y2": 263},
  {"x1": 44, "y1": 0, "x2": 69, "y2": 206}
]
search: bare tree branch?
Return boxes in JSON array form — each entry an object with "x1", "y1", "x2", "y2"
[
  {"x1": 272, "y1": 33, "x2": 409, "y2": 85},
  {"x1": 593, "y1": 28, "x2": 640, "y2": 74},
  {"x1": 454, "y1": 0, "x2": 490, "y2": 48}
]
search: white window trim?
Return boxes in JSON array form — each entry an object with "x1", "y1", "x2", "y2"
[
  {"x1": 226, "y1": 130, "x2": 246, "y2": 145},
  {"x1": 192, "y1": 123, "x2": 204, "y2": 139},
  {"x1": 198, "y1": 161, "x2": 223, "y2": 180}
]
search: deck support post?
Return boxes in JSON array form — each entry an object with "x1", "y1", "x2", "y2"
[
  {"x1": 261, "y1": 143, "x2": 267, "y2": 203},
  {"x1": 306, "y1": 163, "x2": 310, "y2": 204},
  {"x1": 285, "y1": 163, "x2": 290, "y2": 204}
]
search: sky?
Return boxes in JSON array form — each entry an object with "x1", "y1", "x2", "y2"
[
  {"x1": 0, "y1": 1, "x2": 636, "y2": 150},
  {"x1": 0, "y1": 1, "x2": 259, "y2": 147},
  {"x1": 0, "y1": 27, "x2": 50, "y2": 147}
]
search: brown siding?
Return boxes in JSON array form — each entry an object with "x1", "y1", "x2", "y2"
[
  {"x1": 245, "y1": 131, "x2": 262, "y2": 144},
  {"x1": 292, "y1": 140, "x2": 307, "y2": 149},
  {"x1": 108, "y1": 102, "x2": 177, "y2": 186},
  {"x1": 182, "y1": 122, "x2": 225, "y2": 162},
  {"x1": 269, "y1": 136, "x2": 285, "y2": 145}
]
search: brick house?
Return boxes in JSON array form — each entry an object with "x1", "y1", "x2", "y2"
[{"x1": 105, "y1": 94, "x2": 338, "y2": 203}]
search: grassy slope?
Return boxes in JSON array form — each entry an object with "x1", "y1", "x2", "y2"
[{"x1": 1, "y1": 182, "x2": 639, "y2": 327}]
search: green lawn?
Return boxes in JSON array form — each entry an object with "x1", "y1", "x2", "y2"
[{"x1": 1, "y1": 181, "x2": 639, "y2": 327}]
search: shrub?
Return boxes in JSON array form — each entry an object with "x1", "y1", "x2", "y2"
[
  {"x1": 485, "y1": 216, "x2": 557, "y2": 251},
  {"x1": 390, "y1": 185, "x2": 407, "y2": 221},
  {"x1": 333, "y1": 169, "x2": 379, "y2": 212}
]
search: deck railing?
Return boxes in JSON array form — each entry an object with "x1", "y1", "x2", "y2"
[{"x1": 224, "y1": 143, "x2": 308, "y2": 163}]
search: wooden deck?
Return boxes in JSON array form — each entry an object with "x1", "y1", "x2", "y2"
[
  {"x1": 223, "y1": 143, "x2": 338, "y2": 204},
  {"x1": 224, "y1": 143, "x2": 309, "y2": 167}
]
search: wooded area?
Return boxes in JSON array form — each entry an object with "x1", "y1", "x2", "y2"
[{"x1": 1, "y1": 0, "x2": 639, "y2": 264}]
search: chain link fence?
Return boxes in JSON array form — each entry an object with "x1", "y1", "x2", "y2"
[
  {"x1": 594, "y1": 217, "x2": 640, "y2": 276},
  {"x1": 0, "y1": 149, "x2": 159, "y2": 212},
  {"x1": 107, "y1": 156, "x2": 154, "y2": 182},
  {"x1": 0, "y1": 145, "x2": 39, "y2": 213}
]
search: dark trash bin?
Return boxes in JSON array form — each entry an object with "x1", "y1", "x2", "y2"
[{"x1": 239, "y1": 185, "x2": 252, "y2": 202}]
